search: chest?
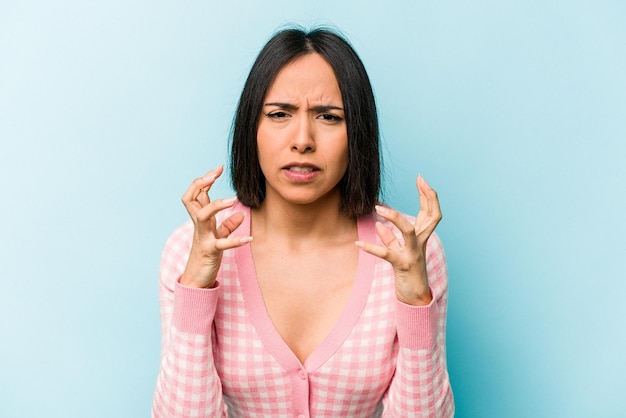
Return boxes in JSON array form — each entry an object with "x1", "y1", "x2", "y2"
[
  {"x1": 253, "y1": 245, "x2": 358, "y2": 364},
  {"x1": 213, "y1": 252, "x2": 399, "y2": 416}
]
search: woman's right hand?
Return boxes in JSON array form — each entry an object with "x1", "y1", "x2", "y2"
[{"x1": 179, "y1": 165, "x2": 252, "y2": 288}]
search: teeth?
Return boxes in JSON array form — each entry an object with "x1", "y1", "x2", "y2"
[{"x1": 290, "y1": 166, "x2": 314, "y2": 173}]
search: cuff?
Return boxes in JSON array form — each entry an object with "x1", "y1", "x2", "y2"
[
  {"x1": 395, "y1": 290, "x2": 439, "y2": 350},
  {"x1": 172, "y1": 279, "x2": 220, "y2": 334}
]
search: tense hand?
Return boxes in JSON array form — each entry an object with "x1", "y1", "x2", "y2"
[
  {"x1": 356, "y1": 176, "x2": 442, "y2": 305},
  {"x1": 180, "y1": 165, "x2": 252, "y2": 288}
]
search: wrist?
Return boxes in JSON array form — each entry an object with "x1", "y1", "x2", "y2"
[
  {"x1": 180, "y1": 251, "x2": 219, "y2": 288},
  {"x1": 395, "y1": 273, "x2": 432, "y2": 306},
  {"x1": 179, "y1": 274, "x2": 217, "y2": 289},
  {"x1": 180, "y1": 263, "x2": 218, "y2": 289},
  {"x1": 396, "y1": 288, "x2": 432, "y2": 306},
  {"x1": 395, "y1": 266, "x2": 433, "y2": 306}
]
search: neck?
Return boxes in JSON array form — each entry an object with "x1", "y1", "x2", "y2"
[{"x1": 251, "y1": 189, "x2": 355, "y2": 243}]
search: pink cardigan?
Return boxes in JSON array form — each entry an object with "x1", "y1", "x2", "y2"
[{"x1": 152, "y1": 203, "x2": 454, "y2": 417}]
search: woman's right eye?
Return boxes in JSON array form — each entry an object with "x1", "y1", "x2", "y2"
[{"x1": 266, "y1": 111, "x2": 289, "y2": 119}]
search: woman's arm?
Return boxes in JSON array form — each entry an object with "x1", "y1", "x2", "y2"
[
  {"x1": 356, "y1": 176, "x2": 454, "y2": 416},
  {"x1": 152, "y1": 167, "x2": 251, "y2": 417},
  {"x1": 382, "y1": 233, "x2": 454, "y2": 417},
  {"x1": 151, "y1": 223, "x2": 228, "y2": 418}
]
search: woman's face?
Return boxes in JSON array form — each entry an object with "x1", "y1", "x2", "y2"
[{"x1": 256, "y1": 52, "x2": 348, "y2": 209}]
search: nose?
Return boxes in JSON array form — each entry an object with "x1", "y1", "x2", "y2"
[{"x1": 291, "y1": 116, "x2": 315, "y2": 153}]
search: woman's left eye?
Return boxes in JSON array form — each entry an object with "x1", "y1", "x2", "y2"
[{"x1": 318, "y1": 113, "x2": 343, "y2": 122}]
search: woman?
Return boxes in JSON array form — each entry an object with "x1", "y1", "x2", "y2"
[{"x1": 152, "y1": 27, "x2": 454, "y2": 417}]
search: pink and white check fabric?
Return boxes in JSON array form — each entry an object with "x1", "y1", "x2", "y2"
[{"x1": 152, "y1": 203, "x2": 454, "y2": 417}]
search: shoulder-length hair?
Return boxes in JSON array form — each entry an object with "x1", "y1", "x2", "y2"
[{"x1": 230, "y1": 26, "x2": 381, "y2": 218}]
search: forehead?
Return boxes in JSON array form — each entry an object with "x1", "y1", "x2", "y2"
[{"x1": 264, "y1": 53, "x2": 342, "y2": 102}]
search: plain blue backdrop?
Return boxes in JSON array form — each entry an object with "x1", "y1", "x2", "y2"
[{"x1": 1, "y1": 1, "x2": 624, "y2": 417}]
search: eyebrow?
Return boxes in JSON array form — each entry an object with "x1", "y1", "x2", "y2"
[{"x1": 263, "y1": 102, "x2": 344, "y2": 112}]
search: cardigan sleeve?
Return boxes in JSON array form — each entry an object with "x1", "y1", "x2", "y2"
[
  {"x1": 151, "y1": 222, "x2": 228, "y2": 418},
  {"x1": 382, "y1": 232, "x2": 455, "y2": 417}
]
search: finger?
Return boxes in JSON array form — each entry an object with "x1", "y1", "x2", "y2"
[
  {"x1": 197, "y1": 187, "x2": 210, "y2": 206},
  {"x1": 375, "y1": 205, "x2": 418, "y2": 251},
  {"x1": 355, "y1": 239, "x2": 393, "y2": 262},
  {"x1": 416, "y1": 175, "x2": 431, "y2": 217},
  {"x1": 216, "y1": 212, "x2": 246, "y2": 239},
  {"x1": 414, "y1": 176, "x2": 442, "y2": 241},
  {"x1": 194, "y1": 165, "x2": 225, "y2": 201},
  {"x1": 375, "y1": 221, "x2": 402, "y2": 250},
  {"x1": 416, "y1": 176, "x2": 442, "y2": 217},
  {"x1": 181, "y1": 166, "x2": 225, "y2": 213},
  {"x1": 181, "y1": 176, "x2": 214, "y2": 207},
  {"x1": 214, "y1": 235, "x2": 253, "y2": 251},
  {"x1": 202, "y1": 164, "x2": 225, "y2": 180},
  {"x1": 196, "y1": 196, "x2": 238, "y2": 223}
]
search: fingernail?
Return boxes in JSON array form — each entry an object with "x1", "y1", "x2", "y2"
[
  {"x1": 223, "y1": 197, "x2": 237, "y2": 205},
  {"x1": 202, "y1": 174, "x2": 217, "y2": 182},
  {"x1": 375, "y1": 205, "x2": 389, "y2": 215},
  {"x1": 240, "y1": 236, "x2": 253, "y2": 243},
  {"x1": 355, "y1": 240, "x2": 364, "y2": 248}
]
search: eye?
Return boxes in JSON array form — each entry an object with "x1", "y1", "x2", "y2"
[
  {"x1": 318, "y1": 113, "x2": 344, "y2": 122},
  {"x1": 266, "y1": 111, "x2": 290, "y2": 119}
]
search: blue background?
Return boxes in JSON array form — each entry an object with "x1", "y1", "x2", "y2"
[{"x1": 1, "y1": 1, "x2": 624, "y2": 417}]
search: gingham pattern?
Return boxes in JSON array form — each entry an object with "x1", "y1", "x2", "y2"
[
  {"x1": 152, "y1": 221, "x2": 227, "y2": 417},
  {"x1": 213, "y1": 247, "x2": 293, "y2": 416},
  {"x1": 309, "y1": 258, "x2": 398, "y2": 417},
  {"x1": 152, "y1": 205, "x2": 454, "y2": 417}
]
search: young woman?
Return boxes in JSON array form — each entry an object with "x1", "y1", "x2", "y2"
[{"x1": 152, "y1": 27, "x2": 454, "y2": 417}]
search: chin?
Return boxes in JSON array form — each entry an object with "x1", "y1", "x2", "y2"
[
  {"x1": 276, "y1": 190, "x2": 339, "y2": 207},
  {"x1": 264, "y1": 181, "x2": 342, "y2": 208}
]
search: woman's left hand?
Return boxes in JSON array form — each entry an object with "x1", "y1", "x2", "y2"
[{"x1": 356, "y1": 176, "x2": 442, "y2": 306}]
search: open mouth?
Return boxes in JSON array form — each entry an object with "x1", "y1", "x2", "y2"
[{"x1": 287, "y1": 166, "x2": 315, "y2": 173}]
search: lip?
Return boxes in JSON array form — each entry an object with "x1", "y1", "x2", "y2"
[
  {"x1": 282, "y1": 162, "x2": 321, "y2": 182},
  {"x1": 282, "y1": 161, "x2": 321, "y2": 170}
]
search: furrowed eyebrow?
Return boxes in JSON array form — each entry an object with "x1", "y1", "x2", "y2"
[
  {"x1": 263, "y1": 102, "x2": 344, "y2": 112},
  {"x1": 310, "y1": 105, "x2": 344, "y2": 112},
  {"x1": 263, "y1": 102, "x2": 298, "y2": 110}
]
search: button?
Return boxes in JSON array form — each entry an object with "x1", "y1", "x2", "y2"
[{"x1": 298, "y1": 369, "x2": 307, "y2": 379}]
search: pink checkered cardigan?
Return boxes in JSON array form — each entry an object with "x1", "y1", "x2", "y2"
[{"x1": 152, "y1": 203, "x2": 454, "y2": 417}]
